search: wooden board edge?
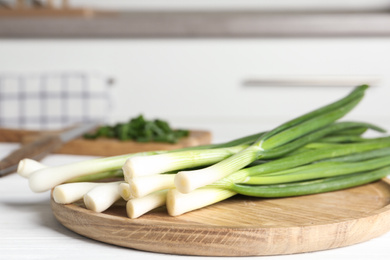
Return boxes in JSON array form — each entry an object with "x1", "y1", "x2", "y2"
[
  {"x1": 0, "y1": 127, "x2": 212, "y2": 156},
  {"x1": 50, "y1": 179, "x2": 390, "y2": 256},
  {"x1": 53, "y1": 130, "x2": 212, "y2": 156}
]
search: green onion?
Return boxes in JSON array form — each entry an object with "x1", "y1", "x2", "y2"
[
  {"x1": 231, "y1": 166, "x2": 390, "y2": 198},
  {"x1": 23, "y1": 130, "x2": 266, "y2": 193},
  {"x1": 259, "y1": 121, "x2": 385, "y2": 159},
  {"x1": 83, "y1": 181, "x2": 124, "y2": 213},
  {"x1": 124, "y1": 120, "x2": 383, "y2": 184},
  {"x1": 317, "y1": 135, "x2": 366, "y2": 143},
  {"x1": 122, "y1": 144, "x2": 250, "y2": 179},
  {"x1": 68, "y1": 169, "x2": 124, "y2": 183},
  {"x1": 166, "y1": 152, "x2": 390, "y2": 216},
  {"x1": 17, "y1": 158, "x2": 47, "y2": 178},
  {"x1": 259, "y1": 84, "x2": 368, "y2": 142},
  {"x1": 129, "y1": 174, "x2": 175, "y2": 198},
  {"x1": 166, "y1": 164, "x2": 390, "y2": 216},
  {"x1": 174, "y1": 86, "x2": 369, "y2": 193},
  {"x1": 244, "y1": 154, "x2": 390, "y2": 185},
  {"x1": 53, "y1": 182, "x2": 105, "y2": 204},
  {"x1": 23, "y1": 130, "x2": 267, "y2": 192},
  {"x1": 27, "y1": 152, "x2": 161, "y2": 193},
  {"x1": 119, "y1": 182, "x2": 133, "y2": 201},
  {"x1": 319, "y1": 147, "x2": 390, "y2": 163},
  {"x1": 327, "y1": 126, "x2": 369, "y2": 136},
  {"x1": 241, "y1": 136, "x2": 390, "y2": 178},
  {"x1": 127, "y1": 190, "x2": 168, "y2": 219},
  {"x1": 258, "y1": 97, "x2": 363, "y2": 150},
  {"x1": 130, "y1": 129, "x2": 390, "y2": 211},
  {"x1": 166, "y1": 188, "x2": 236, "y2": 217},
  {"x1": 121, "y1": 130, "x2": 273, "y2": 179}
]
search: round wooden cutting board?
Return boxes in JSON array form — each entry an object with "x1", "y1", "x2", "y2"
[{"x1": 51, "y1": 178, "x2": 390, "y2": 256}]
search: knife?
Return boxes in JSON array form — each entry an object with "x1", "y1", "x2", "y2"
[{"x1": 0, "y1": 122, "x2": 98, "y2": 177}]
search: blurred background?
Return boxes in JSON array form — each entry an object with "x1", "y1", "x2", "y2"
[{"x1": 1, "y1": 0, "x2": 390, "y2": 143}]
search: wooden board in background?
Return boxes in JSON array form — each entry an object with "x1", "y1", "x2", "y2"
[
  {"x1": 52, "y1": 178, "x2": 390, "y2": 256},
  {"x1": 0, "y1": 128, "x2": 212, "y2": 156},
  {"x1": 0, "y1": 128, "x2": 42, "y2": 143},
  {"x1": 49, "y1": 130, "x2": 211, "y2": 156}
]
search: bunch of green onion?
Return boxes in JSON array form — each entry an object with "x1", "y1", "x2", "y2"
[{"x1": 18, "y1": 85, "x2": 390, "y2": 218}]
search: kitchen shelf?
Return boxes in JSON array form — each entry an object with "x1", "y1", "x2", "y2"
[{"x1": 1, "y1": 10, "x2": 390, "y2": 38}]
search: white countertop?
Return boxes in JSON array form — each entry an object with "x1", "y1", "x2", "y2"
[{"x1": 1, "y1": 143, "x2": 390, "y2": 260}]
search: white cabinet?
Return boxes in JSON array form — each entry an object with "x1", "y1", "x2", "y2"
[{"x1": 1, "y1": 38, "x2": 390, "y2": 142}]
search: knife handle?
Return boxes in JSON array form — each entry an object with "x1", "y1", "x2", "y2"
[{"x1": 0, "y1": 135, "x2": 63, "y2": 177}]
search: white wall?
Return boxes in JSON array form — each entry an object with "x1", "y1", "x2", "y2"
[{"x1": 1, "y1": 38, "x2": 390, "y2": 143}]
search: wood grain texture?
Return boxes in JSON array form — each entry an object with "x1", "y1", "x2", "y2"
[
  {"x1": 0, "y1": 128, "x2": 212, "y2": 156},
  {"x1": 51, "y1": 178, "x2": 390, "y2": 256},
  {"x1": 0, "y1": 128, "x2": 42, "y2": 143}
]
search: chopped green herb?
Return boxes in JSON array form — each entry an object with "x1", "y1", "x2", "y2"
[{"x1": 84, "y1": 115, "x2": 189, "y2": 144}]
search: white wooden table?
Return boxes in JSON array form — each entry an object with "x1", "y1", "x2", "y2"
[{"x1": 1, "y1": 142, "x2": 389, "y2": 260}]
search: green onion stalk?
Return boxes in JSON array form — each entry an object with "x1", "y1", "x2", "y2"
[
  {"x1": 167, "y1": 144, "x2": 390, "y2": 216},
  {"x1": 25, "y1": 151, "x2": 160, "y2": 193},
  {"x1": 22, "y1": 129, "x2": 268, "y2": 193},
  {"x1": 128, "y1": 126, "x2": 388, "y2": 199},
  {"x1": 174, "y1": 85, "x2": 370, "y2": 193},
  {"x1": 23, "y1": 120, "x2": 380, "y2": 192},
  {"x1": 231, "y1": 167, "x2": 390, "y2": 198},
  {"x1": 167, "y1": 164, "x2": 390, "y2": 216},
  {"x1": 128, "y1": 132, "x2": 390, "y2": 216}
]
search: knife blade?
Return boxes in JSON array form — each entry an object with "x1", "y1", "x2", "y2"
[{"x1": 0, "y1": 122, "x2": 98, "y2": 177}]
